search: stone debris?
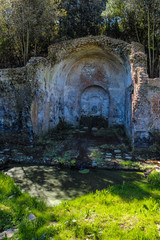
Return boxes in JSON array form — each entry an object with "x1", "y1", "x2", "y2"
[
  {"x1": 0, "y1": 228, "x2": 18, "y2": 239},
  {"x1": 92, "y1": 161, "x2": 97, "y2": 167},
  {"x1": 124, "y1": 154, "x2": 132, "y2": 160},
  {"x1": 11, "y1": 149, "x2": 17, "y2": 152},
  {"x1": 28, "y1": 213, "x2": 37, "y2": 221},
  {"x1": 91, "y1": 127, "x2": 98, "y2": 132},
  {"x1": 125, "y1": 156, "x2": 132, "y2": 160},
  {"x1": 104, "y1": 158, "x2": 112, "y2": 161},
  {"x1": 75, "y1": 129, "x2": 80, "y2": 133},
  {"x1": 82, "y1": 127, "x2": 88, "y2": 131},
  {"x1": 106, "y1": 153, "x2": 112, "y2": 156},
  {"x1": 8, "y1": 195, "x2": 14, "y2": 200},
  {"x1": 88, "y1": 147, "x2": 98, "y2": 151},
  {"x1": 3, "y1": 149, "x2": 10, "y2": 152},
  {"x1": 0, "y1": 156, "x2": 6, "y2": 165},
  {"x1": 79, "y1": 131, "x2": 86, "y2": 134},
  {"x1": 114, "y1": 150, "x2": 121, "y2": 153},
  {"x1": 115, "y1": 155, "x2": 122, "y2": 159}
]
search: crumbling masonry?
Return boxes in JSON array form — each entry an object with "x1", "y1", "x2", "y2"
[{"x1": 0, "y1": 36, "x2": 160, "y2": 147}]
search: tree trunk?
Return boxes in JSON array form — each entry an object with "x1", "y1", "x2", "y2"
[
  {"x1": 159, "y1": 56, "x2": 160, "y2": 78},
  {"x1": 148, "y1": 8, "x2": 152, "y2": 77},
  {"x1": 151, "y1": 18, "x2": 155, "y2": 77},
  {"x1": 22, "y1": 11, "x2": 26, "y2": 66},
  {"x1": 134, "y1": 21, "x2": 140, "y2": 43},
  {"x1": 26, "y1": 24, "x2": 29, "y2": 64}
]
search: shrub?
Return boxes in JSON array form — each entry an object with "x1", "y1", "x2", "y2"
[{"x1": 148, "y1": 170, "x2": 160, "y2": 187}]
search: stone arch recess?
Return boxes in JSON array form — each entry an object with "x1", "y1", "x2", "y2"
[
  {"x1": 31, "y1": 40, "x2": 133, "y2": 137},
  {"x1": 58, "y1": 46, "x2": 132, "y2": 132},
  {"x1": 80, "y1": 85, "x2": 110, "y2": 119}
]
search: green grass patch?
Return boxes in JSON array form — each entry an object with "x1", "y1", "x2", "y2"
[
  {"x1": 120, "y1": 160, "x2": 140, "y2": 168},
  {"x1": 0, "y1": 171, "x2": 160, "y2": 239},
  {"x1": 140, "y1": 164, "x2": 157, "y2": 171},
  {"x1": 148, "y1": 170, "x2": 160, "y2": 186}
]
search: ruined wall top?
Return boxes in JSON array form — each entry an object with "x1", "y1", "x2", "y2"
[
  {"x1": 48, "y1": 36, "x2": 132, "y2": 63},
  {"x1": 0, "y1": 36, "x2": 159, "y2": 89}
]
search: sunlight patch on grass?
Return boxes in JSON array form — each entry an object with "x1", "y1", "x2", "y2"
[{"x1": 0, "y1": 172, "x2": 160, "y2": 239}]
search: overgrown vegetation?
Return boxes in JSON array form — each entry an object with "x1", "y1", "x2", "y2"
[
  {"x1": 0, "y1": 0, "x2": 159, "y2": 77},
  {"x1": 0, "y1": 171, "x2": 160, "y2": 239},
  {"x1": 119, "y1": 160, "x2": 140, "y2": 168},
  {"x1": 102, "y1": 0, "x2": 160, "y2": 77},
  {"x1": 148, "y1": 170, "x2": 160, "y2": 187}
]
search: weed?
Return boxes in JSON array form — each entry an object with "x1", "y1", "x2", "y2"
[
  {"x1": 91, "y1": 150, "x2": 103, "y2": 164},
  {"x1": 148, "y1": 170, "x2": 160, "y2": 187},
  {"x1": 149, "y1": 144, "x2": 158, "y2": 153},
  {"x1": 119, "y1": 160, "x2": 140, "y2": 168},
  {"x1": 140, "y1": 165, "x2": 157, "y2": 171}
]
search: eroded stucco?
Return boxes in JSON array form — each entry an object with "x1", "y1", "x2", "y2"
[{"x1": 0, "y1": 36, "x2": 160, "y2": 147}]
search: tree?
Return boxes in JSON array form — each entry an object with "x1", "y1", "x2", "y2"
[
  {"x1": 0, "y1": 0, "x2": 65, "y2": 67},
  {"x1": 59, "y1": 0, "x2": 106, "y2": 39},
  {"x1": 102, "y1": 0, "x2": 160, "y2": 77}
]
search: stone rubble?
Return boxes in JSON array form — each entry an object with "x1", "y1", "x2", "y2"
[
  {"x1": 28, "y1": 213, "x2": 37, "y2": 221},
  {"x1": 0, "y1": 228, "x2": 18, "y2": 240}
]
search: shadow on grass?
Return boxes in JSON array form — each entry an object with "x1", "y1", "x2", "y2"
[
  {"x1": 5, "y1": 165, "x2": 158, "y2": 205},
  {"x1": 109, "y1": 181, "x2": 160, "y2": 202}
]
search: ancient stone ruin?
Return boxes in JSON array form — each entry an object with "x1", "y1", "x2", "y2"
[{"x1": 0, "y1": 36, "x2": 160, "y2": 147}]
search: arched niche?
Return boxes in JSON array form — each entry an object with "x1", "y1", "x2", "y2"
[
  {"x1": 31, "y1": 43, "x2": 133, "y2": 137},
  {"x1": 81, "y1": 86, "x2": 109, "y2": 119}
]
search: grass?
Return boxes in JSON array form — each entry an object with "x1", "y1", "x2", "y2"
[
  {"x1": 0, "y1": 171, "x2": 160, "y2": 239},
  {"x1": 119, "y1": 160, "x2": 140, "y2": 168},
  {"x1": 148, "y1": 170, "x2": 160, "y2": 187}
]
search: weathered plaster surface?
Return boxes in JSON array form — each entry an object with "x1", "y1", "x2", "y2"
[
  {"x1": 0, "y1": 36, "x2": 160, "y2": 147},
  {"x1": 0, "y1": 67, "x2": 32, "y2": 134}
]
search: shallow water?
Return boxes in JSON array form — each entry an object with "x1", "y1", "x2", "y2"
[{"x1": 5, "y1": 165, "x2": 144, "y2": 206}]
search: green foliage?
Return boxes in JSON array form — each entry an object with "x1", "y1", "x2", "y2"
[
  {"x1": 59, "y1": 0, "x2": 106, "y2": 39},
  {"x1": 91, "y1": 150, "x2": 103, "y2": 164},
  {"x1": 52, "y1": 182, "x2": 160, "y2": 239},
  {"x1": 0, "y1": 0, "x2": 160, "y2": 77},
  {"x1": 79, "y1": 169, "x2": 90, "y2": 174},
  {"x1": 102, "y1": 0, "x2": 160, "y2": 77},
  {"x1": 58, "y1": 151, "x2": 77, "y2": 166},
  {"x1": 120, "y1": 160, "x2": 140, "y2": 168},
  {"x1": 93, "y1": 125, "x2": 125, "y2": 137},
  {"x1": 0, "y1": 172, "x2": 48, "y2": 234},
  {"x1": 0, "y1": 208, "x2": 13, "y2": 232},
  {"x1": 140, "y1": 164, "x2": 156, "y2": 171},
  {"x1": 148, "y1": 170, "x2": 160, "y2": 187},
  {"x1": 148, "y1": 144, "x2": 160, "y2": 153},
  {"x1": 0, "y1": 172, "x2": 160, "y2": 239},
  {"x1": 0, "y1": 0, "x2": 66, "y2": 67},
  {"x1": 100, "y1": 143, "x2": 128, "y2": 152}
]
